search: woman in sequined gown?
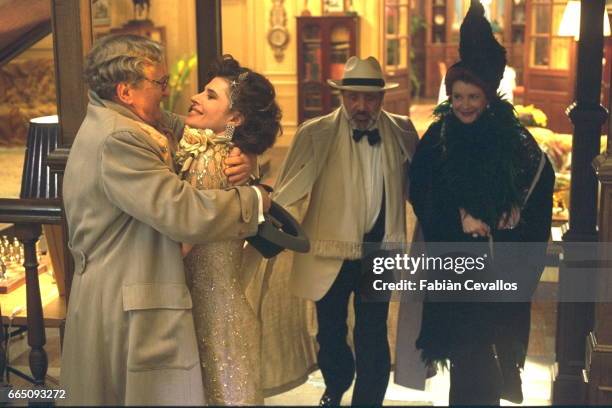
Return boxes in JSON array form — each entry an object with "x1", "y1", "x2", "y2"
[{"x1": 176, "y1": 55, "x2": 281, "y2": 405}]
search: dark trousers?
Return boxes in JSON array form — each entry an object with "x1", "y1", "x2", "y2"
[
  {"x1": 315, "y1": 258, "x2": 391, "y2": 405},
  {"x1": 449, "y1": 344, "x2": 503, "y2": 406}
]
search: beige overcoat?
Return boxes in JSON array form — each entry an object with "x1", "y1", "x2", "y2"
[
  {"x1": 60, "y1": 92, "x2": 259, "y2": 406},
  {"x1": 242, "y1": 107, "x2": 428, "y2": 394},
  {"x1": 273, "y1": 107, "x2": 417, "y2": 301}
]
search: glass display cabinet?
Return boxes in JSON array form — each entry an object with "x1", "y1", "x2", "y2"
[
  {"x1": 297, "y1": 16, "x2": 359, "y2": 124},
  {"x1": 523, "y1": 0, "x2": 574, "y2": 133},
  {"x1": 383, "y1": 0, "x2": 411, "y2": 114}
]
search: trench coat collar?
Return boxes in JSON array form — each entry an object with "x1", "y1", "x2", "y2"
[
  {"x1": 88, "y1": 90, "x2": 177, "y2": 144},
  {"x1": 312, "y1": 107, "x2": 413, "y2": 167},
  {"x1": 88, "y1": 90, "x2": 145, "y2": 124}
]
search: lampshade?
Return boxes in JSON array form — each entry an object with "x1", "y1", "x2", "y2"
[
  {"x1": 20, "y1": 115, "x2": 60, "y2": 199},
  {"x1": 558, "y1": 0, "x2": 611, "y2": 40}
]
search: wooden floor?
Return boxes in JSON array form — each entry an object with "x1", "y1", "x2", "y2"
[{"x1": 2, "y1": 297, "x2": 556, "y2": 406}]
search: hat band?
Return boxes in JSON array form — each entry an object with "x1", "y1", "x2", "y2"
[{"x1": 341, "y1": 78, "x2": 385, "y2": 87}]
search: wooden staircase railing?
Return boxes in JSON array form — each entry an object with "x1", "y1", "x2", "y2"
[{"x1": 0, "y1": 199, "x2": 62, "y2": 386}]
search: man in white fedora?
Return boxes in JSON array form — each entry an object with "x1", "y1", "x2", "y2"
[{"x1": 271, "y1": 56, "x2": 419, "y2": 405}]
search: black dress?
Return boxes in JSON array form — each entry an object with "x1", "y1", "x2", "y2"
[{"x1": 409, "y1": 99, "x2": 555, "y2": 404}]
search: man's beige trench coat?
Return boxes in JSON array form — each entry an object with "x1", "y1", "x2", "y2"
[
  {"x1": 242, "y1": 107, "x2": 428, "y2": 394},
  {"x1": 269, "y1": 107, "x2": 416, "y2": 301},
  {"x1": 60, "y1": 93, "x2": 259, "y2": 406}
]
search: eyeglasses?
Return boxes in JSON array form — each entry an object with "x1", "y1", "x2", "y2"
[{"x1": 143, "y1": 75, "x2": 170, "y2": 91}]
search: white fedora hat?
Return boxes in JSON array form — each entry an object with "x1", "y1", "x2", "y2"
[{"x1": 327, "y1": 56, "x2": 399, "y2": 92}]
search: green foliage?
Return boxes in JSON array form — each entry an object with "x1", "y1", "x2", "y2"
[
  {"x1": 410, "y1": 14, "x2": 427, "y2": 98},
  {"x1": 410, "y1": 14, "x2": 427, "y2": 35}
]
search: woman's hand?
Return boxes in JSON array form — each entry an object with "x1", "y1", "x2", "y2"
[
  {"x1": 497, "y1": 206, "x2": 521, "y2": 230},
  {"x1": 181, "y1": 243, "x2": 193, "y2": 257},
  {"x1": 460, "y1": 208, "x2": 490, "y2": 238},
  {"x1": 224, "y1": 147, "x2": 256, "y2": 185}
]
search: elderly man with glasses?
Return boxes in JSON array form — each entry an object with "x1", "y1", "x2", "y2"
[{"x1": 60, "y1": 34, "x2": 270, "y2": 406}]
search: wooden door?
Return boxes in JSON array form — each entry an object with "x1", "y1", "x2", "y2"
[
  {"x1": 383, "y1": 0, "x2": 411, "y2": 115},
  {"x1": 524, "y1": 0, "x2": 574, "y2": 133}
]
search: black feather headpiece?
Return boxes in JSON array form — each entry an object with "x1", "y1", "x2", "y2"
[{"x1": 445, "y1": 0, "x2": 507, "y2": 99}]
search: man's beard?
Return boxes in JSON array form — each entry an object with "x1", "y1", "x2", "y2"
[
  {"x1": 341, "y1": 103, "x2": 381, "y2": 130},
  {"x1": 351, "y1": 112, "x2": 379, "y2": 129}
]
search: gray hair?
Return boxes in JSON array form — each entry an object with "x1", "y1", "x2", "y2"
[{"x1": 84, "y1": 34, "x2": 164, "y2": 100}]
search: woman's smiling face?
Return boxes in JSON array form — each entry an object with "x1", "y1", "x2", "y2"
[
  {"x1": 185, "y1": 76, "x2": 235, "y2": 134},
  {"x1": 450, "y1": 80, "x2": 488, "y2": 124}
]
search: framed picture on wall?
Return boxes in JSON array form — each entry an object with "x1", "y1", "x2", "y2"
[
  {"x1": 92, "y1": 0, "x2": 111, "y2": 26},
  {"x1": 322, "y1": 0, "x2": 347, "y2": 15}
]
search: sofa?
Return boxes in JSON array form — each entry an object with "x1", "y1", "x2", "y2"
[{"x1": 0, "y1": 58, "x2": 56, "y2": 146}]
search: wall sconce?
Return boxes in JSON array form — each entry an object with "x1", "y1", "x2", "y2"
[{"x1": 558, "y1": 0, "x2": 610, "y2": 40}]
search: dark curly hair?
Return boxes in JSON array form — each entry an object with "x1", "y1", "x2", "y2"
[{"x1": 205, "y1": 55, "x2": 281, "y2": 155}]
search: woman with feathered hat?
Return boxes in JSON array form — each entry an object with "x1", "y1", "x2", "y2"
[{"x1": 406, "y1": 0, "x2": 555, "y2": 404}]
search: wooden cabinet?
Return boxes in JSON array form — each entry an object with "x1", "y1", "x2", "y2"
[
  {"x1": 297, "y1": 16, "x2": 359, "y2": 124},
  {"x1": 431, "y1": 0, "x2": 447, "y2": 44},
  {"x1": 108, "y1": 20, "x2": 166, "y2": 46},
  {"x1": 512, "y1": 0, "x2": 527, "y2": 44},
  {"x1": 422, "y1": 0, "x2": 526, "y2": 99}
]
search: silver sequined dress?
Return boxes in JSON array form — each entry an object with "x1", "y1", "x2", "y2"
[{"x1": 178, "y1": 126, "x2": 262, "y2": 405}]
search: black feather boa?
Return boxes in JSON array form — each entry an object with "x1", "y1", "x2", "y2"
[{"x1": 433, "y1": 97, "x2": 523, "y2": 228}]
